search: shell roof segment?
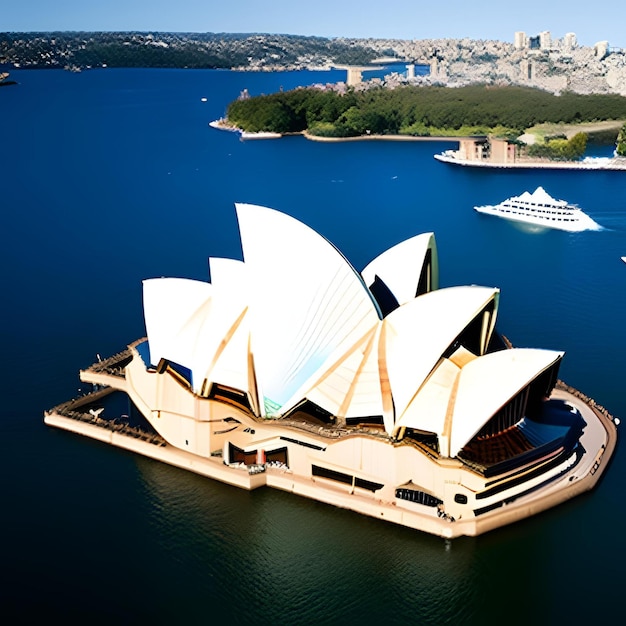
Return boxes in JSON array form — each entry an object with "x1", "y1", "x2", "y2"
[
  {"x1": 143, "y1": 277, "x2": 213, "y2": 377},
  {"x1": 361, "y1": 232, "x2": 439, "y2": 306},
  {"x1": 449, "y1": 347, "x2": 564, "y2": 457},
  {"x1": 141, "y1": 203, "x2": 562, "y2": 457},
  {"x1": 383, "y1": 285, "x2": 499, "y2": 420},
  {"x1": 235, "y1": 203, "x2": 382, "y2": 412}
]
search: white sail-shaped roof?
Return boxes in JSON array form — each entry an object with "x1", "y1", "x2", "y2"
[
  {"x1": 188, "y1": 257, "x2": 250, "y2": 393},
  {"x1": 383, "y1": 286, "x2": 499, "y2": 420},
  {"x1": 208, "y1": 257, "x2": 247, "y2": 291},
  {"x1": 448, "y1": 348, "x2": 564, "y2": 457},
  {"x1": 184, "y1": 298, "x2": 249, "y2": 395},
  {"x1": 395, "y1": 357, "x2": 462, "y2": 436},
  {"x1": 143, "y1": 278, "x2": 213, "y2": 371},
  {"x1": 235, "y1": 203, "x2": 381, "y2": 413},
  {"x1": 141, "y1": 204, "x2": 567, "y2": 461},
  {"x1": 361, "y1": 232, "x2": 438, "y2": 305},
  {"x1": 340, "y1": 325, "x2": 387, "y2": 420},
  {"x1": 143, "y1": 263, "x2": 251, "y2": 394},
  {"x1": 281, "y1": 325, "x2": 385, "y2": 419}
]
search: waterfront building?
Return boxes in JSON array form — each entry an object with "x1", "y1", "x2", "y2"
[
  {"x1": 454, "y1": 137, "x2": 517, "y2": 165},
  {"x1": 434, "y1": 138, "x2": 626, "y2": 170},
  {"x1": 45, "y1": 204, "x2": 617, "y2": 538}
]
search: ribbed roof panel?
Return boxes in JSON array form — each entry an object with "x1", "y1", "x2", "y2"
[
  {"x1": 235, "y1": 203, "x2": 380, "y2": 411},
  {"x1": 449, "y1": 348, "x2": 564, "y2": 457},
  {"x1": 361, "y1": 232, "x2": 438, "y2": 305}
]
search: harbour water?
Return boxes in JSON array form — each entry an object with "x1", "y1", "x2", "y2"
[{"x1": 2, "y1": 67, "x2": 625, "y2": 624}]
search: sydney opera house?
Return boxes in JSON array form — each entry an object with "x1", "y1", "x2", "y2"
[{"x1": 45, "y1": 203, "x2": 617, "y2": 538}]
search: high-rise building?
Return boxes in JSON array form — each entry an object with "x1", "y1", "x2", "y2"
[
  {"x1": 563, "y1": 32, "x2": 577, "y2": 50},
  {"x1": 594, "y1": 41, "x2": 609, "y2": 59},
  {"x1": 539, "y1": 31, "x2": 552, "y2": 49},
  {"x1": 514, "y1": 31, "x2": 527, "y2": 49}
]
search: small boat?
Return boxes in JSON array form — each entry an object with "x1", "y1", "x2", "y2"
[
  {"x1": 474, "y1": 186, "x2": 601, "y2": 232},
  {"x1": 621, "y1": 256, "x2": 626, "y2": 264}
]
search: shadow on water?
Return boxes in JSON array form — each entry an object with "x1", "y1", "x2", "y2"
[{"x1": 131, "y1": 456, "x2": 484, "y2": 625}]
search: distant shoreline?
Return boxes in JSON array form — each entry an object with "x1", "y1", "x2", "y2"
[
  {"x1": 301, "y1": 130, "x2": 461, "y2": 143},
  {"x1": 210, "y1": 119, "x2": 625, "y2": 169},
  {"x1": 209, "y1": 119, "x2": 469, "y2": 143},
  {"x1": 434, "y1": 151, "x2": 626, "y2": 171}
]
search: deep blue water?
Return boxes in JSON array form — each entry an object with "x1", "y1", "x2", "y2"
[{"x1": 1, "y1": 68, "x2": 625, "y2": 625}]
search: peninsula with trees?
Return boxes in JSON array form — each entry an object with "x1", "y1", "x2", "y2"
[
  {"x1": 4, "y1": 30, "x2": 626, "y2": 164},
  {"x1": 223, "y1": 83, "x2": 626, "y2": 164}
]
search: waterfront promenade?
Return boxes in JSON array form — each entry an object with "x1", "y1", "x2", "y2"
[
  {"x1": 434, "y1": 150, "x2": 626, "y2": 170},
  {"x1": 210, "y1": 120, "x2": 626, "y2": 169}
]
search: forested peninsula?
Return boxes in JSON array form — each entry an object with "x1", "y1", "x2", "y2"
[
  {"x1": 0, "y1": 32, "x2": 376, "y2": 70},
  {"x1": 226, "y1": 84, "x2": 626, "y2": 141}
]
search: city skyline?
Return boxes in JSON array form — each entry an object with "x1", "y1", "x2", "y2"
[{"x1": 2, "y1": 0, "x2": 623, "y2": 48}]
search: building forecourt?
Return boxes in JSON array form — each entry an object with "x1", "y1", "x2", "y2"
[{"x1": 45, "y1": 203, "x2": 618, "y2": 538}]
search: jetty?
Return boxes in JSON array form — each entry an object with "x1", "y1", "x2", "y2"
[{"x1": 435, "y1": 137, "x2": 626, "y2": 170}]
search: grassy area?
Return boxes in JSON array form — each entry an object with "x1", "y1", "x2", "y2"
[{"x1": 524, "y1": 120, "x2": 625, "y2": 143}]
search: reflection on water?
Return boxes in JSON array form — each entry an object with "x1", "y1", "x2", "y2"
[
  {"x1": 134, "y1": 455, "x2": 485, "y2": 624},
  {"x1": 510, "y1": 221, "x2": 552, "y2": 235}
]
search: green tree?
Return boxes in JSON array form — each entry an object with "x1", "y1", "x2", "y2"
[
  {"x1": 566, "y1": 132, "x2": 588, "y2": 158},
  {"x1": 616, "y1": 123, "x2": 626, "y2": 156},
  {"x1": 226, "y1": 84, "x2": 626, "y2": 139},
  {"x1": 528, "y1": 132, "x2": 588, "y2": 160}
]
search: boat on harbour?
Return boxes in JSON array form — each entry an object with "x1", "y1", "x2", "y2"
[{"x1": 473, "y1": 186, "x2": 601, "y2": 232}]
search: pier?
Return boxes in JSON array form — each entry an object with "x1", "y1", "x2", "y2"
[
  {"x1": 435, "y1": 137, "x2": 626, "y2": 170},
  {"x1": 435, "y1": 150, "x2": 626, "y2": 170}
]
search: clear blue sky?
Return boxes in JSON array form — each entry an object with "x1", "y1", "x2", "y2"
[{"x1": 2, "y1": 0, "x2": 623, "y2": 47}]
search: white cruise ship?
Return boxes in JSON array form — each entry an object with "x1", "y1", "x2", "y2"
[{"x1": 474, "y1": 187, "x2": 602, "y2": 232}]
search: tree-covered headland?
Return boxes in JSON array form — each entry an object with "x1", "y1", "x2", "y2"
[
  {"x1": 226, "y1": 84, "x2": 626, "y2": 159},
  {"x1": 0, "y1": 32, "x2": 377, "y2": 69}
]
